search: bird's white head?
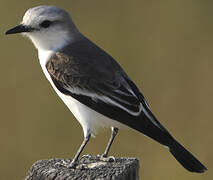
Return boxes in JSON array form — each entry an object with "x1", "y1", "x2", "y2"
[{"x1": 6, "y1": 5, "x2": 80, "y2": 51}]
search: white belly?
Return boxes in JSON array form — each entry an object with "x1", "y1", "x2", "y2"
[
  {"x1": 38, "y1": 50, "x2": 126, "y2": 137},
  {"x1": 59, "y1": 93, "x2": 126, "y2": 137}
]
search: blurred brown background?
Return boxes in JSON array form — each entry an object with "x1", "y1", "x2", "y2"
[{"x1": 0, "y1": 0, "x2": 212, "y2": 179}]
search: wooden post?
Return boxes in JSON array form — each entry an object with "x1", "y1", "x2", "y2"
[{"x1": 24, "y1": 155, "x2": 139, "y2": 180}]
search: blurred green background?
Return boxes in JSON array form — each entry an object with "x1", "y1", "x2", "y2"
[{"x1": 0, "y1": 0, "x2": 212, "y2": 179}]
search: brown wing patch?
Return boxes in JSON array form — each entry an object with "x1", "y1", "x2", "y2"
[{"x1": 46, "y1": 53, "x2": 85, "y2": 88}]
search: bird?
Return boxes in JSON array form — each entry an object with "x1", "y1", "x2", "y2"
[{"x1": 5, "y1": 5, "x2": 207, "y2": 173}]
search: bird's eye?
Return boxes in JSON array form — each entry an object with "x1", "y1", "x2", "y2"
[{"x1": 40, "y1": 20, "x2": 52, "y2": 28}]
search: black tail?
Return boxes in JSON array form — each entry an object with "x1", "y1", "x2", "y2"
[
  {"x1": 131, "y1": 110, "x2": 207, "y2": 173},
  {"x1": 122, "y1": 79, "x2": 207, "y2": 173},
  {"x1": 169, "y1": 139, "x2": 207, "y2": 173},
  {"x1": 130, "y1": 110, "x2": 207, "y2": 173}
]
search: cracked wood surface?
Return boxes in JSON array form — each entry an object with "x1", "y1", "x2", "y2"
[{"x1": 24, "y1": 155, "x2": 139, "y2": 180}]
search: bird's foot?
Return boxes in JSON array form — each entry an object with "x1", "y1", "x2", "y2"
[
  {"x1": 81, "y1": 154, "x2": 92, "y2": 158},
  {"x1": 54, "y1": 159, "x2": 73, "y2": 168},
  {"x1": 98, "y1": 154, "x2": 115, "y2": 162},
  {"x1": 54, "y1": 159, "x2": 78, "y2": 169},
  {"x1": 67, "y1": 160, "x2": 78, "y2": 168}
]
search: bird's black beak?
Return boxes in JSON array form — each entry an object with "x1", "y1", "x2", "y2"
[{"x1": 5, "y1": 24, "x2": 35, "y2": 35}]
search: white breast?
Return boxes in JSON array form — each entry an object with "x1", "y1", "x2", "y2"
[{"x1": 38, "y1": 49, "x2": 126, "y2": 137}]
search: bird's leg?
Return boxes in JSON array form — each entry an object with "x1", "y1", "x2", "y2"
[
  {"x1": 102, "y1": 127, "x2": 118, "y2": 158},
  {"x1": 69, "y1": 132, "x2": 91, "y2": 167}
]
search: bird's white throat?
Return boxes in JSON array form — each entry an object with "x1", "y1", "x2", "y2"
[{"x1": 27, "y1": 30, "x2": 73, "y2": 51}]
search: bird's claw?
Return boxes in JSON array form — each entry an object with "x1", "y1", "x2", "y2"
[
  {"x1": 98, "y1": 154, "x2": 115, "y2": 162},
  {"x1": 67, "y1": 161, "x2": 78, "y2": 168}
]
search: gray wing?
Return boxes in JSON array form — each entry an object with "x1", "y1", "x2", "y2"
[
  {"x1": 47, "y1": 51, "x2": 143, "y2": 116},
  {"x1": 46, "y1": 38, "x2": 164, "y2": 130}
]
